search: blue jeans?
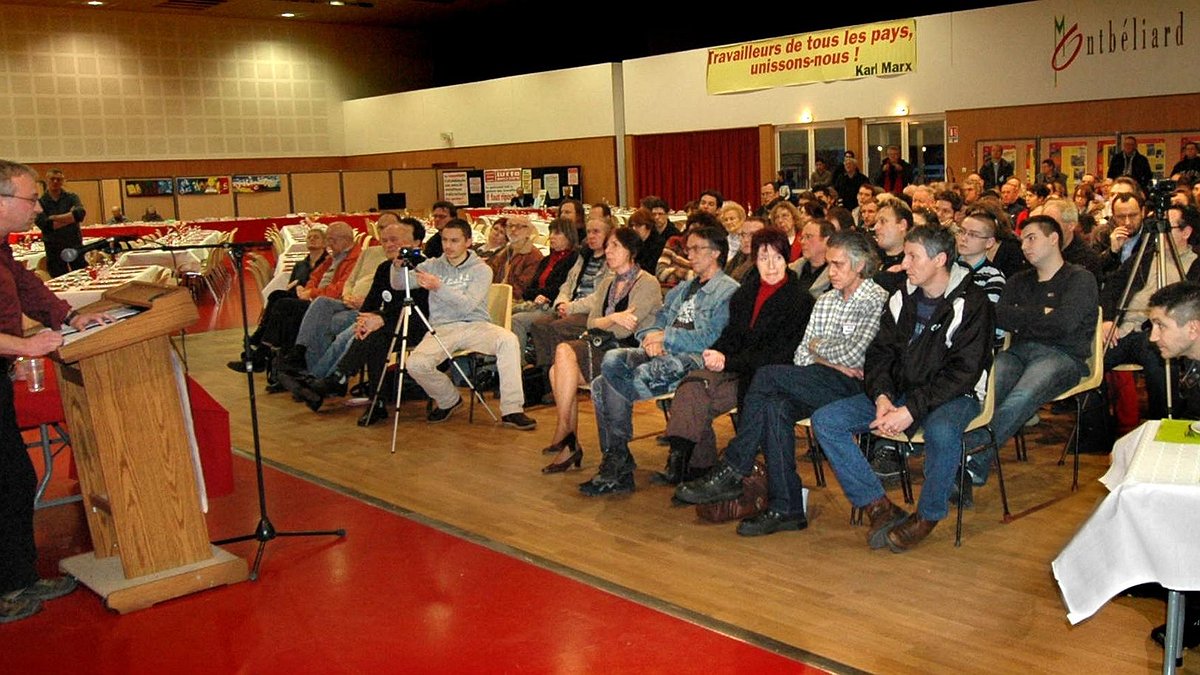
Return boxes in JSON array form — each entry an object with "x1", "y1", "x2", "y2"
[
  {"x1": 812, "y1": 393, "x2": 979, "y2": 522},
  {"x1": 311, "y1": 324, "x2": 357, "y2": 378},
  {"x1": 966, "y1": 342, "x2": 1086, "y2": 482},
  {"x1": 296, "y1": 296, "x2": 355, "y2": 372},
  {"x1": 721, "y1": 364, "x2": 864, "y2": 516},
  {"x1": 591, "y1": 348, "x2": 696, "y2": 454}
]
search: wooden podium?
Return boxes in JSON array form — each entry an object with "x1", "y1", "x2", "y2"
[{"x1": 53, "y1": 282, "x2": 247, "y2": 613}]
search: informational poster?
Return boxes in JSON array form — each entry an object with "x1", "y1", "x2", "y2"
[
  {"x1": 522, "y1": 169, "x2": 533, "y2": 192},
  {"x1": 544, "y1": 173, "x2": 561, "y2": 200},
  {"x1": 567, "y1": 168, "x2": 579, "y2": 186},
  {"x1": 441, "y1": 171, "x2": 469, "y2": 206},
  {"x1": 232, "y1": 175, "x2": 281, "y2": 193},
  {"x1": 176, "y1": 176, "x2": 230, "y2": 195},
  {"x1": 125, "y1": 179, "x2": 173, "y2": 197},
  {"x1": 483, "y1": 168, "x2": 523, "y2": 205},
  {"x1": 1049, "y1": 139, "x2": 1089, "y2": 188},
  {"x1": 1139, "y1": 138, "x2": 1168, "y2": 179},
  {"x1": 707, "y1": 19, "x2": 916, "y2": 94},
  {"x1": 468, "y1": 176, "x2": 482, "y2": 194}
]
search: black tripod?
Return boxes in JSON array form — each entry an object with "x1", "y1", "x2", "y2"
[
  {"x1": 203, "y1": 242, "x2": 346, "y2": 579},
  {"x1": 364, "y1": 258, "x2": 498, "y2": 455}
]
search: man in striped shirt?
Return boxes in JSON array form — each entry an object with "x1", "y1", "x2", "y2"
[{"x1": 675, "y1": 230, "x2": 889, "y2": 536}]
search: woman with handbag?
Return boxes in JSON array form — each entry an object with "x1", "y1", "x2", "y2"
[{"x1": 540, "y1": 228, "x2": 663, "y2": 473}]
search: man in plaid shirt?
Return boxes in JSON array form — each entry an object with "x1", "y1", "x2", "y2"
[{"x1": 676, "y1": 230, "x2": 889, "y2": 536}]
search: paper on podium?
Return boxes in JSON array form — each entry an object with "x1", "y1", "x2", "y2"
[{"x1": 170, "y1": 351, "x2": 208, "y2": 513}]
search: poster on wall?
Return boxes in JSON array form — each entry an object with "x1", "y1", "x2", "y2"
[
  {"x1": 232, "y1": 175, "x2": 282, "y2": 193},
  {"x1": 706, "y1": 19, "x2": 916, "y2": 94},
  {"x1": 567, "y1": 168, "x2": 579, "y2": 186},
  {"x1": 125, "y1": 179, "x2": 173, "y2": 197},
  {"x1": 442, "y1": 171, "x2": 469, "y2": 205},
  {"x1": 483, "y1": 168, "x2": 523, "y2": 205},
  {"x1": 468, "y1": 176, "x2": 483, "y2": 195},
  {"x1": 177, "y1": 176, "x2": 231, "y2": 195},
  {"x1": 1139, "y1": 138, "x2": 1167, "y2": 179},
  {"x1": 1048, "y1": 140, "x2": 1088, "y2": 189},
  {"x1": 544, "y1": 173, "x2": 560, "y2": 200}
]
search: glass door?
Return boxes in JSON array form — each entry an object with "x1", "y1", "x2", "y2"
[
  {"x1": 776, "y1": 125, "x2": 847, "y2": 192},
  {"x1": 864, "y1": 116, "x2": 945, "y2": 184}
]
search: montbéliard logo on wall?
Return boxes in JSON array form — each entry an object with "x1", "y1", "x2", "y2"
[{"x1": 1052, "y1": 10, "x2": 1186, "y2": 85}]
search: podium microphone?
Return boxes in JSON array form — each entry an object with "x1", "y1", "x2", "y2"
[{"x1": 60, "y1": 235, "x2": 139, "y2": 262}]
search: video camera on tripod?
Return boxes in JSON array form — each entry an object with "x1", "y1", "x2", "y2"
[{"x1": 395, "y1": 246, "x2": 425, "y2": 268}]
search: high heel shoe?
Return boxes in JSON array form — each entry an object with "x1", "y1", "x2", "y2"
[
  {"x1": 542, "y1": 446, "x2": 583, "y2": 473},
  {"x1": 541, "y1": 431, "x2": 577, "y2": 455},
  {"x1": 542, "y1": 434, "x2": 583, "y2": 473}
]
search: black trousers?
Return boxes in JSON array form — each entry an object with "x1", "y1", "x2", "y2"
[{"x1": 0, "y1": 369, "x2": 39, "y2": 594}]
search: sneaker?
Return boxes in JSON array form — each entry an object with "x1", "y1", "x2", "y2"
[
  {"x1": 578, "y1": 471, "x2": 635, "y2": 496},
  {"x1": 427, "y1": 397, "x2": 462, "y2": 423},
  {"x1": 673, "y1": 464, "x2": 744, "y2": 505},
  {"x1": 0, "y1": 595, "x2": 42, "y2": 624},
  {"x1": 10, "y1": 575, "x2": 77, "y2": 602},
  {"x1": 736, "y1": 510, "x2": 808, "y2": 537},
  {"x1": 502, "y1": 412, "x2": 538, "y2": 430}
]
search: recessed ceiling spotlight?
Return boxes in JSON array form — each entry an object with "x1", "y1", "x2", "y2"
[
  {"x1": 281, "y1": 12, "x2": 296, "y2": 18},
  {"x1": 330, "y1": 1, "x2": 345, "y2": 5},
  {"x1": 87, "y1": 1, "x2": 105, "y2": 5}
]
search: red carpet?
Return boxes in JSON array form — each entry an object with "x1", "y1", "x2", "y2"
[{"x1": 3, "y1": 454, "x2": 828, "y2": 674}]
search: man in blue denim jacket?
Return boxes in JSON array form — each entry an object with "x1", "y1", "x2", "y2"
[{"x1": 580, "y1": 220, "x2": 740, "y2": 496}]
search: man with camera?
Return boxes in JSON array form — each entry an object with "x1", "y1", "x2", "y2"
[
  {"x1": 406, "y1": 218, "x2": 537, "y2": 430},
  {"x1": 283, "y1": 217, "x2": 429, "y2": 426}
]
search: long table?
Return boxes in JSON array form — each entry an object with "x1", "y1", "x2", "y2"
[{"x1": 7, "y1": 214, "x2": 378, "y2": 247}]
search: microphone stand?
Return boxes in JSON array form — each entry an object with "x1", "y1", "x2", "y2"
[{"x1": 126, "y1": 239, "x2": 346, "y2": 579}]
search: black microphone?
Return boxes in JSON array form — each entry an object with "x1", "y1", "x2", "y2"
[{"x1": 60, "y1": 235, "x2": 140, "y2": 263}]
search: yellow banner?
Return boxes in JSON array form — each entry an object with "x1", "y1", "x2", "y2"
[{"x1": 706, "y1": 20, "x2": 917, "y2": 95}]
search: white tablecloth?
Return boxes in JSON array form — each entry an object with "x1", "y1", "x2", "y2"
[
  {"x1": 116, "y1": 229, "x2": 221, "y2": 273},
  {"x1": 45, "y1": 265, "x2": 173, "y2": 309},
  {"x1": 13, "y1": 242, "x2": 44, "y2": 271},
  {"x1": 1052, "y1": 420, "x2": 1200, "y2": 624}
]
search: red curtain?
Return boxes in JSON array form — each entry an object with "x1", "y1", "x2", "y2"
[{"x1": 633, "y1": 127, "x2": 761, "y2": 213}]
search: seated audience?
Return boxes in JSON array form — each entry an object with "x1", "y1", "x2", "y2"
[
  {"x1": 677, "y1": 230, "x2": 888, "y2": 534},
  {"x1": 422, "y1": 201, "x2": 456, "y2": 260},
  {"x1": 540, "y1": 229, "x2": 663, "y2": 473},
  {"x1": 769, "y1": 200, "x2": 805, "y2": 262},
  {"x1": 654, "y1": 228, "x2": 814, "y2": 486},
  {"x1": 724, "y1": 216, "x2": 766, "y2": 282},
  {"x1": 628, "y1": 207, "x2": 665, "y2": 274},
  {"x1": 811, "y1": 225, "x2": 994, "y2": 552},
  {"x1": 579, "y1": 224, "x2": 739, "y2": 496},
  {"x1": 789, "y1": 218, "x2": 834, "y2": 297},
  {"x1": 871, "y1": 200, "x2": 911, "y2": 294},
  {"x1": 528, "y1": 218, "x2": 613, "y2": 368}
]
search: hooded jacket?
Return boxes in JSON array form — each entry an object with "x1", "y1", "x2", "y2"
[
  {"x1": 415, "y1": 249, "x2": 492, "y2": 326},
  {"x1": 864, "y1": 262, "x2": 995, "y2": 432}
]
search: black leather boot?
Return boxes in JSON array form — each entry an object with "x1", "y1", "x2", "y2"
[{"x1": 651, "y1": 437, "x2": 695, "y2": 485}]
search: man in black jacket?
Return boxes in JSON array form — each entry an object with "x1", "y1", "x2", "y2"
[
  {"x1": 979, "y1": 146, "x2": 1014, "y2": 190},
  {"x1": 963, "y1": 216, "x2": 1097, "y2": 495},
  {"x1": 811, "y1": 225, "x2": 995, "y2": 552},
  {"x1": 1107, "y1": 136, "x2": 1153, "y2": 192}
]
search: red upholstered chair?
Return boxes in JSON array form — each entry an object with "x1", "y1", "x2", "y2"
[{"x1": 12, "y1": 364, "x2": 81, "y2": 510}]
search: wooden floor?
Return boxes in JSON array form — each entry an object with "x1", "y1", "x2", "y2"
[{"x1": 184, "y1": 328, "x2": 1191, "y2": 674}]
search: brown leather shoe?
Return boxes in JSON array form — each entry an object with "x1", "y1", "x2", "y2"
[
  {"x1": 885, "y1": 513, "x2": 938, "y2": 553},
  {"x1": 863, "y1": 496, "x2": 909, "y2": 550}
]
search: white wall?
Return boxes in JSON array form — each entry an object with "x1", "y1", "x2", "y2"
[
  {"x1": 621, "y1": 0, "x2": 1198, "y2": 134},
  {"x1": 0, "y1": 5, "x2": 415, "y2": 163},
  {"x1": 343, "y1": 63, "x2": 620, "y2": 155}
]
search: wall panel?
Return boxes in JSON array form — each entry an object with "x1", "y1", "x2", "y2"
[
  {"x1": 342, "y1": 171, "x2": 391, "y2": 213},
  {"x1": 178, "y1": 193, "x2": 236, "y2": 221},
  {"x1": 291, "y1": 172, "x2": 343, "y2": 214},
  {"x1": 236, "y1": 186, "x2": 292, "y2": 219},
  {"x1": 390, "y1": 169, "x2": 438, "y2": 215}
]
